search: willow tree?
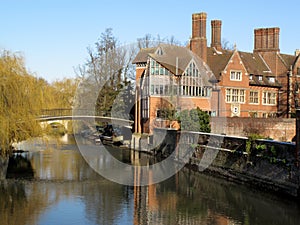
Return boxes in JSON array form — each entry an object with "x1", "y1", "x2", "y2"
[
  {"x1": 0, "y1": 50, "x2": 43, "y2": 155},
  {"x1": 49, "y1": 78, "x2": 79, "y2": 109}
]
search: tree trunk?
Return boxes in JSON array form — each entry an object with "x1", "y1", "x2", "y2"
[{"x1": 0, "y1": 155, "x2": 9, "y2": 180}]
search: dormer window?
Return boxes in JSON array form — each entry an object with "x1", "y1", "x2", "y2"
[
  {"x1": 249, "y1": 75, "x2": 253, "y2": 80},
  {"x1": 156, "y1": 47, "x2": 163, "y2": 56},
  {"x1": 258, "y1": 75, "x2": 263, "y2": 81},
  {"x1": 230, "y1": 70, "x2": 242, "y2": 81},
  {"x1": 268, "y1": 77, "x2": 275, "y2": 83}
]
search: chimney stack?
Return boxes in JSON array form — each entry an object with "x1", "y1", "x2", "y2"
[
  {"x1": 190, "y1": 12, "x2": 207, "y2": 63},
  {"x1": 254, "y1": 27, "x2": 280, "y2": 52},
  {"x1": 211, "y1": 20, "x2": 222, "y2": 51}
]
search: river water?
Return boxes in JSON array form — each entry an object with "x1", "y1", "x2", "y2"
[{"x1": 0, "y1": 135, "x2": 299, "y2": 225}]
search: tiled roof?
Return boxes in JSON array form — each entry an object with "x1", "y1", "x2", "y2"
[
  {"x1": 134, "y1": 44, "x2": 291, "y2": 88},
  {"x1": 249, "y1": 75, "x2": 281, "y2": 88},
  {"x1": 148, "y1": 44, "x2": 194, "y2": 75},
  {"x1": 132, "y1": 47, "x2": 156, "y2": 64},
  {"x1": 280, "y1": 53, "x2": 297, "y2": 69},
  {"x1": 207, "y1": 47, "x2": 233, "y2": 80},
  {"x1": 240, "y1": 51, "x2": 281, "y2": 87},
  {"x1": 239, "y1": 51, "x2": 271, "y2": 75},
  {"x1": 134, "y1": 44, "x2": 214, "y2": 86}
]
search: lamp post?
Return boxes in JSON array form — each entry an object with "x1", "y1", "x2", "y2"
[{"x1": 287, "y1": 68, "x2": 292, "y2": 118}]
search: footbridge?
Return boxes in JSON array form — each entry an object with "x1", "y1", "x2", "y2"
[{"x1": 37, "y1": 108, "x2": 134, "y2": 130}]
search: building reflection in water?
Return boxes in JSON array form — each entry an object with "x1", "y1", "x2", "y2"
[
  {"x1": 0, "y1": 136, "x2": 299, "y2": 225},
  {"x1": 131, "y1": 149, "x2": 300, "y2": 225}
]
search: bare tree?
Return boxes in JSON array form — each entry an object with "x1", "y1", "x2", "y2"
[
  {"x1": 75, "y1": 28, "x2": 136, "y2": 117},
  {"x1": 222, "y1": 38, "x2": 234, "y2": 50},
  {"x1": 137, "y1": 34, "x2": 182, "y2": 50},
  {"x1": 137, "y1": 34, "x2": 154, "y2": 49}
]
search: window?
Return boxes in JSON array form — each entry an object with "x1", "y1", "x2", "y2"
[
  {"x1": 249, "y1": 112, "x2": 258, "y2": 118},
  {"x1": 151, "y1": 84, "x2": 177, "y2": 96},
  {"x1": 225, "y1": 88, "x2": 245, "y2": 103},
  {"x1": 180, "y1": 61, "x2": 212, "y2": 97},
  {"x1": 230, "y1": 71, "x2": 242, "y2": 81},
  {"x1": 249, "y1": 91, "x2": 259, "y2": 104},
  {"x1": 262, "y1": 91, "x2": 276, "y2": 105},
  {"x1": 258, "y1": 75, "x2": 263, "y2": 81},
  {"x1": 262, "y1": 113, "x2": 277, "y2": 118},
  {"x1": 141, "y1": 98, "x2": 149, "y2": 119},
  {"x1": 156, "y1": 47, "x2": 163, "y2": 55},
  {"x1": 239, "y1": 90, "x2": 245, "y2": 102},
  {"x1": 268, "y1": 77, "x2": 275, "y2": 83},
  {"x1": 150, "y1": 58, "x2": 169, "y2": 76}
]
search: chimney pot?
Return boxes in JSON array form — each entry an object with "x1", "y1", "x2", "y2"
[
  {"x1": 254, "y1": 27, "x2": 280, "y2": 52},
  {"x1": 211, "y1": 20, "x2": 222, "y2": 51},
  {"x1": 190, "y1": 12, "x2": 207, "y2": 63}
]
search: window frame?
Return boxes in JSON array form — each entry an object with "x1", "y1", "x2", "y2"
[
  {"x1": 262, "y1": 91, "x2": 277, "y2": 105},
  {"x1": 249, "y1": 90, "x2": 259, "y2": 104},
  {"x1": 230, "y1": 70, "x2": 242, "y2": 81},
  {"x1": 225, "y1": 88, "x2": 246, "y2": 103}
]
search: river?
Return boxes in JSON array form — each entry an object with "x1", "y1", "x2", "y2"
[{"x1": 0, "y1": 134, "x2": 299, "y2": 225}]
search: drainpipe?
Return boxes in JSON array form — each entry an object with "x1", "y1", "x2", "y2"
[
  {"x1": 296, "y1": 108, "x2": 300, "y2": 167},
  {"x1": 287, "y1": 68, "x2": 292, "y2": 118}
]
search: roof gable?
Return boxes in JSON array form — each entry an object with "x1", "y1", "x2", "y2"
[
  {"x1": 207, "y1": 47, "x2": 233, "y2": 80},
  {"x1": 149, "y1": 44, "x2": 211, "y2": 76},
  {"x1": 223, "y1": 50, "x2": 248, "y2": 74}
]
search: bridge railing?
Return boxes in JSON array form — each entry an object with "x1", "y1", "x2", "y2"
[
  {"x1": 39, "y1": 108, "x2": 114, "y2": 118},
  {"x1": 40, "y1": 108, "x2": 72, "y2": 117}
]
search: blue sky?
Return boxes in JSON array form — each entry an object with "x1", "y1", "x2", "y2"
[{"x1": 0, "y1": 0, "x2": 299, "y2": 82}]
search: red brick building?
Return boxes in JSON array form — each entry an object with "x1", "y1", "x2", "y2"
[{"x1": 133, "y1": 12, "x2": 300, "y2": 134}]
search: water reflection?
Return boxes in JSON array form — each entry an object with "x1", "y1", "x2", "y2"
[
  {"x1": 6, "y1": 154, "x2": 34, "y2": 179},
  {"x1": 0, "y1": 135, "x2": 299, "y2": 225}
]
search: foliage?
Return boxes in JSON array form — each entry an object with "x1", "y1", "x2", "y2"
[
  {"x1": 0, "y1": 50, "x2": 43, "y2": 155},
  {"x1": 75, "y1": 28, "x2": 136, "y2": 118},
  {"x1": 178, "y1": 107, "x2": 211, "y2": 133},
  {"x1": 32, "y1": 76, "x2": 79, "y2": 111},
  {"x1": 245, "y1": 133, "x2": 264, "y2": 155},
  {"x1": 49, "y1": 78, "x2": 79, "y2": 109},
  {"x1": 157, "y1": 107, "x2": 176, "y2": 121}
]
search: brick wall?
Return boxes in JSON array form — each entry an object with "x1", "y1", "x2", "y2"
[{"x1": 211, "y1": 117, "x2": 296, "y2": 141}]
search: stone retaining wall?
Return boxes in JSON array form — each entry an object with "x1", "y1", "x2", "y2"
[
  {"x1": 211, "y1": 117, "x2": 296, "y2": 142},
  {"x1": 152, "y1": 128, "x2": 300, "y2": 198}
]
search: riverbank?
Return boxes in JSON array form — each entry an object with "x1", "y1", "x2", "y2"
[{"x1": 129, "y1": 129, "x2": 300, "y2": 199}]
